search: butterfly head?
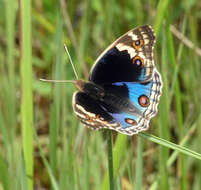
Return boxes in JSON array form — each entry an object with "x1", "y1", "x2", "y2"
[{"x1": 74, "y1": 80, "x2": 86, "y2": 92}]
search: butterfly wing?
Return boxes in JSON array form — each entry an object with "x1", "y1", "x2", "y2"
[
  {"x1": 89, "y1": 25, "x2": 156, "y2": 84},
  {"x1": 73, "y1": 70, "x2": 162, "y2": 135},
  {"x1": 73, "y1": 92, "x2": 121, "y2": 130},
  {"x1": 106, "y1": 70, "x2": 162, "y2": 134}
]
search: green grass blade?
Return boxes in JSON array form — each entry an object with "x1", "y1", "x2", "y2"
[
  {"x1": 19, "y1": 157, "x2": 28, "y2": 190},
  {"x1": 107, "y1": 131, "x2": 114, "y2": 190},
  {"x1": 34, "y1": 130, "x2": 59, "y2": 190},
  {"x1": 158, "y1": 22, "x2": 170, "y2": 190},
  {"x1": 19, "y1": 0, "x2": 33, "y2": 189},
  {"x1": 138, "y1": 132, "x2": 201, "y2": 161},
  {"x1": 49, "y1": 16, "x2": 63, "y2": 186},
  {"x1": 154, "y1": 0, "x2": 170, "y2": 36},
  {"x1": 5, "y1": 0, "x2": 17, "y2": 135},
  {"x1": 167, "y1": 123, "x2": 197, "y2": 168},
  {"x1": 149, "y1": 121, "x2": 198, "y2": 189},
  {"x1": 0, "y1": 153, "x2": 10, "y2": 190},
  {"x1": 166, "y1": 14, "x2": 186, "y2": 189},
  {"x1": 135, "y1": 136, "x2": 143, "y2": 190},
  {"x1": 101, "y1": 135, "x2": 127, "y2": 190}
]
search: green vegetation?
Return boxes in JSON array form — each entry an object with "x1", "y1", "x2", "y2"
[{"x1": 0, "y1": 0, "x2": 201, "y2": 189}]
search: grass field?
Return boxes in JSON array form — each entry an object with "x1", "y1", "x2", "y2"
[{"x1": 0, "y1": 0, "x2": 201, "y2": 189}]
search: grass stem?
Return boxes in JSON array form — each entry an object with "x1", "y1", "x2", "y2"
[{"x1": 107, "y1": 131, "x2": 114, "y2": 190}]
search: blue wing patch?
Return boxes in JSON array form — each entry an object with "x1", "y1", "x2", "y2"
[{"x1": 108, "y1": 70, "x2": 162, "y2": 133}]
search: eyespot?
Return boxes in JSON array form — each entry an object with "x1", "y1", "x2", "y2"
[
  {"x1": 96, "y1": 114, "x2": 104, "y2": 121},
  {"x1": 125, "y1": 118, "x2": 137, "y2": 125},
  {"x1": 132, "y1": 56, "x2": 144, "y2": 68},
  {"x1": 133, "y1": 39, "x2": 143, "y2": 49},
  {"x1": 138, "y1": 95, "x2": 150, "y2": 107}
]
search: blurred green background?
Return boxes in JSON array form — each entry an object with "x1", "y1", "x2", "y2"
[{"x1": 0, "y1": 0, "x2": 201, "y2": 189}]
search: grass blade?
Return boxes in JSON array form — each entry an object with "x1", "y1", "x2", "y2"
[
  {"x1": 101, "y1": 135, "x2": 127, "y2": 190},
  {"x1": 135, "y1": 136, "x2": 143, "y2": 190},
  {"x1": 138, "y1": 132, "x2": 201, "y2": 161},
  {"x1": 19, "y1": 0, "x2": 33, "y2": 189},
  {"x1": 49, "y1": 16, "x2": 63, "y2": 186},
  {"x1": 107, "y1": 131, "x2": 114, "y2": 190},
  {"x1": 154, "y1": 0, "x2": 170, "y2": 36}
]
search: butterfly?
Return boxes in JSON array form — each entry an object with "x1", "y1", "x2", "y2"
[{"x1": 73, "y1": 25, "x2": 163, "y2": 135}]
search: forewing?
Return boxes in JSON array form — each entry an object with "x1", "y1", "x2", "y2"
[{"x1": 89, "y1": 25, "x2": 156, "y2": 84}]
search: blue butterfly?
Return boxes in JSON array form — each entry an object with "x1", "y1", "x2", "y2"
[{"x1": 73, "y1": 25, "x2": 163, "y2": 135}]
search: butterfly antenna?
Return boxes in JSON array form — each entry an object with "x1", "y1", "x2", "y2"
[
  {"x1": 40, "y1": 78, "x2": 75, "y2": 84},
  {"x1": 64, "y1": 44, "x2": 79, "y2": 80}
]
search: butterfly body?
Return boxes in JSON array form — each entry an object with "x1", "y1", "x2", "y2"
[{"x1": 73, "y1": 25, "x2": 163, "y2": 135}]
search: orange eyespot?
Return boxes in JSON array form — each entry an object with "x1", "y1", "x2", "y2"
[
  {"x1": 132, "y1": 56, "x2": 144, "y2": 68},
  {"x1": 138, "y1": 95, "x2": 150, "y2": 107},
  {"x1": 133, "y1": 39, "x2": 143, "y2": 49},
  {"x1": 96, "y1": 114, "x2": 104, "y2": 121},
  {"x1": 125, "y1": 118, "x2": 137, "y2": 125}
]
